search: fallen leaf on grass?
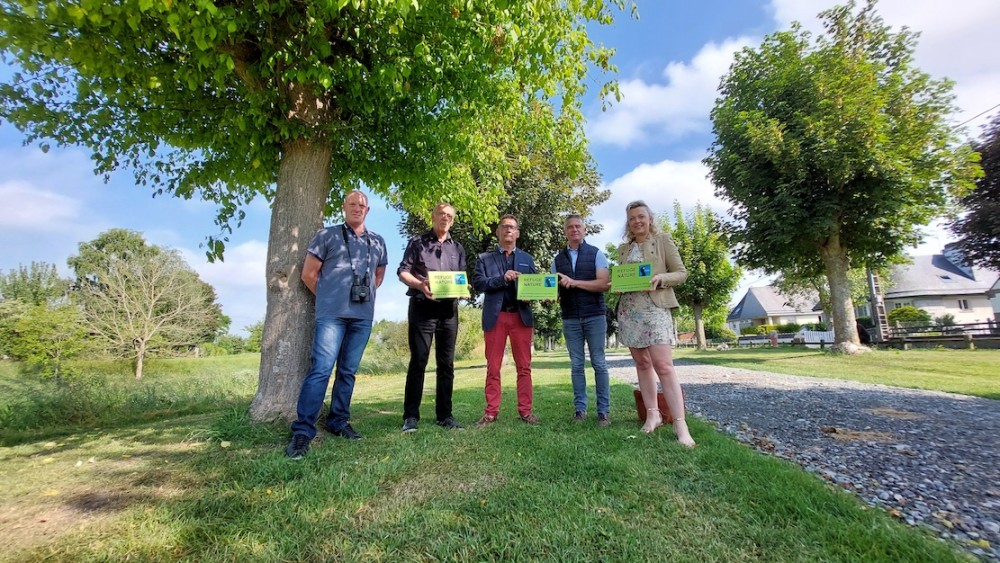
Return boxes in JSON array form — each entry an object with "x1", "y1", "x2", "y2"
[
  {"x1": 41, "y1": 489, "x2": 59, "y2": 497},
  {"x1": 220, "y1": 441, "x2": 231, "y2": 448}
]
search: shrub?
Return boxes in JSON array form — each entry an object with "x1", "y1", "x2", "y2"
[
  {"x1": 776, "y1": 322, "x2": 801, "y2": 333},
  {"x1": 887, "y1": 305, "x2": 931, "y2": 324}
]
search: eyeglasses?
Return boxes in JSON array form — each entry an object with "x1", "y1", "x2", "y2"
[{"x1": 498, "y1": 224, "x2": 519, "y2": 231}]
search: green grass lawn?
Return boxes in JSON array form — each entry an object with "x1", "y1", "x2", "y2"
[
  {"x1": 0, "y1": 350, "x2": 981, "y2": 561},
  {"x1": 672, "y1": 346, "x2": 1000, "y2": 400}
]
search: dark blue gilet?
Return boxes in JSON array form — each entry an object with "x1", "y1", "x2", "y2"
[{"x1": 554, "y1": 241, "x2": 606, "y2": 319}]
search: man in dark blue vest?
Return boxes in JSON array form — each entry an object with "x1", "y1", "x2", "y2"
[{"x1": 551, "y1": 214, "x2": 612, "y2": 427}]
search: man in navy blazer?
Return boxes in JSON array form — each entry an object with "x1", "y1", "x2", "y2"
[{"x1": 472, "y1": 214, "x2": 539, "y2": 426}]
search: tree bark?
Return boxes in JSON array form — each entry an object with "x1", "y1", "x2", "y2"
[
  {"x1": 819, "y1": 230, "x2": 861, "y2": 350},
  {"x1": 692, "y1": 303, "x2": 707, "y2": 350},
  {"x1": 249, "y1": 138, "x2": 332, "y2": 422},
  {"x1": 134, "y1": 340, "x2": 145, "y2": 379}
]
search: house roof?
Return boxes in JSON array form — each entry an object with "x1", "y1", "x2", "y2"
[
  {"x1": 886, "y1": 254, "x2": 999, "y2": 299},
  {"x1": 727, "y1": 286, "x2": 821, "y2": 321}
]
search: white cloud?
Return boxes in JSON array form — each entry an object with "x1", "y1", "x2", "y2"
[
  {"x1": 767, "y1": 0, "x2": 1000, "y2": 131},
  {"x1": 1, "y1": 181, "x2": 82, "y2": 229},
  {"x1": 587, "y1": 159, "x2": 728, "y2": 251},
  {"x1": 587, "y1": 37, "x2": 756, "y2": 147}
]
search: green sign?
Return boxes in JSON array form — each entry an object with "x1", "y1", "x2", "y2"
[
  {"x1": 516, "y1": 274, "x2": 558, "y2": 300},
  {"x1": 427, "y1": 271, "x2": 470, "y2": 299},
  {"x1": 611, "y1": 262, "x2": 653, "y2": 293}
]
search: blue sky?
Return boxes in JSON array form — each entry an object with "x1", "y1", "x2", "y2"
[{"x1": 3, "y1": 0, "x2": 999, "y2": 335}]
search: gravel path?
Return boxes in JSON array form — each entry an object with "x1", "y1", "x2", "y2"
[{"x1": 606, "y1": 355, "x2": 1000, "y2": 561}]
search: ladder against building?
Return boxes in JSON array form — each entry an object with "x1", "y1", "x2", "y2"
[{"x1": 866, "y1": 269, "x2": 890, "y2": 342}]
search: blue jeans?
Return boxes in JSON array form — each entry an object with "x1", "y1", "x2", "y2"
[
  {"x1": 562, "y1": 315, "x2": 610, "y2": 415},
  {"x1": 291, "y1": 317, "x2": 373, "y2": 439}
]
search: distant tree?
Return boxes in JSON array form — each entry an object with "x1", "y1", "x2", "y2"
[
  {"x1": 244, "y1": 321, "x2": 264, "y2": 354},
  {"x1": 705, "y1": 0, "x2": 980, "y2": 353},
  {"x1": 68, "y1": 229, "x2": 225, "y2": 379},
  {"x1": 0, "y1": 0, "x2": 632, "y2": 422},
  {"x1": 10, "y1": 304, "x2": 89, "y2": 381},
  {"x1": 0, "y1": 262, "x2": 69, "y2": 306},
  {"x1": 663, "y1": 202, "x2": 742, "y2": 350},
  {"x1": 952, "y1": 112, "x2": 1000, "y2": 270},
  {"x1": 887, "y1": 305, "x2": 931, "y2": 324},
  {"x1": 0, "y1": 300, "x2": 29, "y2": 358}
]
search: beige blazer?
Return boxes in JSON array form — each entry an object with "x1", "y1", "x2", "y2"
[{"x1": 617, "y1": 232, "x2": 687, "y2": 309}]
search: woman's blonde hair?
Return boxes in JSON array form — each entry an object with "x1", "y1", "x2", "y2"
[{"x1": 623, "y1": 200, "x2": 659, "y2": 242}]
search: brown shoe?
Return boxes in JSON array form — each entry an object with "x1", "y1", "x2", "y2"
[
  {"x1": 597, "y1": 413, "x2": 611, "y2": 428},
  {"x1": 519, "y1": 413, "x2": 540, "y2": 425},
  {"x1": 476, "y1": 414, "x2": 497, "y2": 427}
]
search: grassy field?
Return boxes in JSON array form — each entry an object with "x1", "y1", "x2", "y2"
[
  {"x1": 0, "y1": 349, "x2": 984, "y2": 561},
  {"x1": 672, "y1": 346, "x2": 1000, "y2": 400}
]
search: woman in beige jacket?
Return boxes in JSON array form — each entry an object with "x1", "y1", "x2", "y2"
[{"x1": 616, "y1": 201, "x2": 695, "y2": 447}]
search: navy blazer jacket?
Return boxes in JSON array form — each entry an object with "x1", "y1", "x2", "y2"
[{"x1": 473, "y1": 247, "x2": 537, "y2": 331}]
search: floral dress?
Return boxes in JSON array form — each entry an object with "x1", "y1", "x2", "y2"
[{"x1": 618, "y1": 242, "x2": 676, "y2": 348}]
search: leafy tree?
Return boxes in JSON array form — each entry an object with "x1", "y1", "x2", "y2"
[
  {"x1": 886, "y1": 305, "x2": 931, "y2": 324},
  {"x1": 704, "y1": 0, "x2": 980, "y2": 353},
  {"x1": 0, "y1": 300, "x2": 29, "y2": 358},
  {"x1": 0, "y1": 1, "x2": 631, "y2": 421},
  {"x1": 10, "y1": 304, "x2": 89, "y2": 381},
  {"x1": 0, "y1": 262, "x2": 69, "y2": 306},
  {"x1": 244, "y1": 321, "x2": 264, "y2": 353},
  {"x1": 663, "y1": 202, "x2": 742, "y2": 350},
  {"x1": 68, "y1": 229, "x2": 225, "y2": 379},
  {"x1": 952, "y1": 112, "x2": 1000, "y2": 270}
]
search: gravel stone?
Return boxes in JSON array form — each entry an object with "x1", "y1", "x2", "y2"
[{"x1": 608, "y1": 355, "x2": 1000, "y2": 561}]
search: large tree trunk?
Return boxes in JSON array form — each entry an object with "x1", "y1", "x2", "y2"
[
  {"x1": 249, "y1": 138, "x2": 332, "y2": 422},
  {"x1": 692, "y1": 303, "x2": 707, "y2": 350},
  {"x1": 819, "y1": 231, "x2": 863, "y2": 353}
]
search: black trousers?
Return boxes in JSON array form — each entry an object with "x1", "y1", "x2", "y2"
[{"x1": 403, "y1": 298, "x2": 459, "y2": 421}]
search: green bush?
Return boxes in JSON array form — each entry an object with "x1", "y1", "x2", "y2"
[
  {"x1": 887, "y1": 305, "x2": 931, "y2": 324},
  {"x1": 776, "y1": 322, "x2": 801, "y2": 333},
  {"x1": 706, "y1": 325, "x2": 737, "y2": 340},
  {"x1": 199, "y1": 342, "x2": 229, "y2": 356}
]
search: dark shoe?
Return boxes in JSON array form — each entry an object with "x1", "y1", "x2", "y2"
[
  {"x1": 402, "y1": 417, "x2": 419, "y2": 433},
  {"x1": 435, "y1": 417, "x2": 463, "y2": 430},
  {"x1": 285, "y1": 434, "x2": 310, "y2": 460},
  {"x1": 331, "y1": 424, "x2": 363, "y2": 440},
  {"x1": 573, "y1": 410, "x2": 587, "y2": 421},
  {"x1": 476, "y1": 414, "x2": 497, "y2": 427},
  {"x1": 597, "y1": 413, "x2": 611, "y2": 428},
  {"x1": 519, "y1": 413, "x2": 540, "y2": 425}
]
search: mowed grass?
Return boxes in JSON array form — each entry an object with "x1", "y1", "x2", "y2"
[
  {"x1": 672, "y1": 346, "x2": 1000, "y2": 400},
  {"x1": 0, "y1": 350, "x2": 977, "y2": 562}
]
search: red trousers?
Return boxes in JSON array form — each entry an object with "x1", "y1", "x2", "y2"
[{"x1": 483, "y1": 311, "x2": 534, "y2": 417}]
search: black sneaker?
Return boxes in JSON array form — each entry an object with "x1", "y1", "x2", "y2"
[
  {"x1": 331, "y1": 424, "x2": 363, "y2": 440},
  {"x1": 285, "y1": 434, "x2": 310, "y2": 459},
  {"x1": 573, "y1": 411, "x2": 587, "y2": 421},
  {"x1": 597, "y1": 413, "x2": 611, "y2": 428},
  {"x1": 402, "y1": 417, "x2": 419, "y2": 433},
  {"x1": 435, "y1": 417, "x2": 463, "y2": 430}
]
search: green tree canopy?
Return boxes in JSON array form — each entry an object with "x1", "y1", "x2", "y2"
[
  {"x1": 0, "y1": 261, "x2": 69, "y2": 306},
  {"x1": 951, "y1": 112, "x2": 1000, "y2": 270},
  {"x1": 704, "y1": 0, "x2": 979, "y2": 351},
  {"x1": 69, "y1": 229, "x2": 225, "y2": 379},
  {"x1": 663, "y1": 202, "x2": 742, "y2": 350},
  {"x1": 0, "y1": 0, "x2": 632, "y2": 420}
]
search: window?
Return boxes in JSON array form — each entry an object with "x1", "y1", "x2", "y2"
[{"x1": 958, "y1": 299, "x2": 969, "y2": 310}]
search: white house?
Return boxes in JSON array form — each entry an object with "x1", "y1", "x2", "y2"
[
  {"x1": 883, "y1": 245, "x2": 998, "y2": 324},
  {"x1": 727, "y1": 286, "x2": 824, "y2": 333}
]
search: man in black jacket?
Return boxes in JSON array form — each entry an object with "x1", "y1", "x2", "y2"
[{"x1": 552, "y1": 215, "x2": 612, "y2": 427}]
